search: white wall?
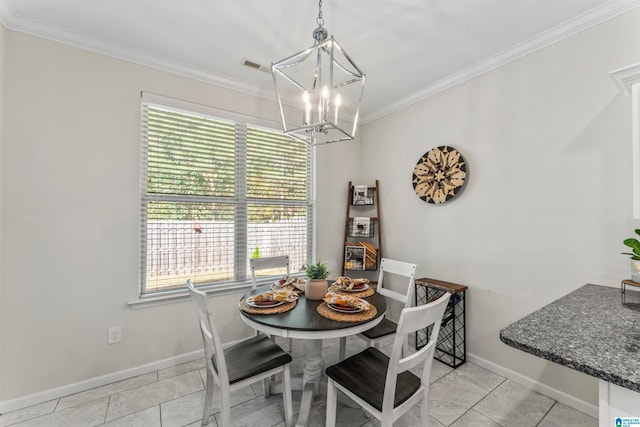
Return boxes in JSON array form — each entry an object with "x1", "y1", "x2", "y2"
[
  {"x1": 2, "y1": 6, "x2": 640, "y2": 415},
  {"x1": 360, "y1": 8, "x2": 640, "y2": 409},
  {"x1": 0, "y1": 28, "x2": 355, "y2": 406},
  {"x1": 315, "y1": 141, "x2": 362, "y2": 274},
  {"x1": 0, "y1": 21, "x2": 5, "y2": 408}
]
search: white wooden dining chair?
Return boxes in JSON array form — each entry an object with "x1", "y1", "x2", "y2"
[
  {"x1": 339, "y1": 258, "x2": 417, "y2": 360},
  {"x1": 250, "y1": 255, "x2": 290, "y2": 289},
  {"x1": 325, "y1": 292, "x2": 451, "y2": 427},
  {"x1": 250, "y1": 255, "x2": 294, "y2": 351},
  {"x1": 187, "y1": 279, "x2": 293, "y2": 427}
]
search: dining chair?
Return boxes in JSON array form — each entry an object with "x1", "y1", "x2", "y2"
[
  {"x1": 249, "y1": 255, "x2": 290, "y2": 289},
  {"x1": 325, "y1": 292, "x2": 451, "y2": 427},
  {"x1": 338, "y1": 258, "x2": 417, "y2": 360},
  {"x1": 187, "y1": 279, "x2": 293, "y2": 427},
  {"x1": 250, "y1": 255, "x2": 294, "y2": 352}
]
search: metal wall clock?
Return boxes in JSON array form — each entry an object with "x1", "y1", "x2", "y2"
[{"x1": 412, "y1": 146, "x2": 467, "y2": 204}]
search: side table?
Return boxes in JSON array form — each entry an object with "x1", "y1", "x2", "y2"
[
  {"x1": 620, "y1": 279, "x2": 640, "y2": 305},
  {"x1": 415, "y1": 277, "x2": 467, "y2": 368}
]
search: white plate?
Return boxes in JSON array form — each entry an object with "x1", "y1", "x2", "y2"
[
  {"x1": 271, "y1": 284, "x2": 303, "y2": 292},
  {"x1": 246, "y1": 300, "x2": 285, "y2": 309},
  {"x1": 328, "y1": 303, "x2": 363, "y2": 313},
  {"x1": 340, "y1": 284, "x2": 369, "y2": 293}
]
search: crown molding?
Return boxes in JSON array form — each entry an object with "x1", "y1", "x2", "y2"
[
  {"x1": 610, "y1": 63, "x2": 640, "y2": 95},
  {"x1": 0, "y1": 0, "x2": 13, "y2": 27},
  {"x1": 1, "y1": 0, "x2": 639, "y2": 124},
  {"x1": 0, "y1": 0, "x2": 274, "y2": 102},
  {"x1": 363, "y1": 0, "x2": 640, "y2": 124}
]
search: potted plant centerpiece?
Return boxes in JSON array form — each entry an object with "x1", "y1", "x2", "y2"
[
  {"x1": 622, "y1": 229, "x2": 640, "y2": 282},
  {"x1": 304, "y1": 261, "x2": 330, "y2": 300}
]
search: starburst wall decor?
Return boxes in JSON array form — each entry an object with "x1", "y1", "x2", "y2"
[{"x1": 412, "y1": 146, "x2": 468, "y2": 204}]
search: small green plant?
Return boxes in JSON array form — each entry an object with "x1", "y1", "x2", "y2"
[
  {"x1": 622, "y1": 229, "x2": 640, "y2": 260},
  {"x1": 305, "y1": 261, "x2": 329, "y2": 280},
  {"x1": 251, "y1": 246, "x2": 261, "y2": 259}
]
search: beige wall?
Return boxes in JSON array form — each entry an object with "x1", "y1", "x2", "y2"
[
  {"x1": 0, "y1": 29, "x2": 355, "y2": 405},
  {"x1": 360, "y1": 8, "x2": 640, "y2": 410},
  {"x1": 2, "y1": 6, "x2": 640, "y2": 415},
  {"x1": 0, "y1": 21, "x2": 5, "y2": 407}
]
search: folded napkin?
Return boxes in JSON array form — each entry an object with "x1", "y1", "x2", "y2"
[
  {"x1": 249, "y1": 289, "x2": 298, "y2": 304},
  {"x1": 323, "y1": 292, "x2": 371, "y2": 311},
  {"x1": 334, "y1": 276, "x2": 369, "y2": 291},
  {"x1": 274, "y1": 276, "x2": 305, "y2": 291}
]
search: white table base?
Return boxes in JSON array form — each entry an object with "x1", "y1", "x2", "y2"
[
  {"x1": 295, "y1": 339, "x2": 324, "y2": 426},
  {"x1": 240, "y1": 294, "x2": 385, "y2": 427}
]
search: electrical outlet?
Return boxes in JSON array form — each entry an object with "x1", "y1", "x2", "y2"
[{"x1": 108, "y1": 326, "x2": 121, "y2": 344}]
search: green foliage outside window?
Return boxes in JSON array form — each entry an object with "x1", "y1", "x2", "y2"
[{"x1": 146, "y1": 107, "x2": 307, "y2": 222}]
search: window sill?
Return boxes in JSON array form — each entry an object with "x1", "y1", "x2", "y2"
[{"x1": 128, "y1": 283, "x2": 252, "y2": 309}]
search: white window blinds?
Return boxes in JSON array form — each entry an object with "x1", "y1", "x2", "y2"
[{"x1": 140, "y1": 98, "x2": 313, "y2": 295}]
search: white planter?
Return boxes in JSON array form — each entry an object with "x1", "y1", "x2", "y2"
[
  {"x1": 305, "y1": 279, "x2": 328, "y2": 300},
  {"x1": 631, "y1": 259, "x2": 640, "y2": 283}
]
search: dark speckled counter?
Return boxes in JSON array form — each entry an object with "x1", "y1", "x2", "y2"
[{"x1": 500, "y1": 283, "x2": 640, "y2": 393}]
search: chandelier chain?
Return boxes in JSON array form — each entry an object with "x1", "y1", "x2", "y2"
[{"x1": 316, "y1": 0, "x2": 324, "y2": 27}]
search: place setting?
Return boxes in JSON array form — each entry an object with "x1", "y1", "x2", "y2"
[
  {"x1": 240, "y1": 289, "x2": 299, "y2": 314},
  {"x1": 317, "y1": 291, "x2": 377, "y2": 322},
  {"x1": 271, "y1": 275, "x2": 306, "y2": 294},
  {"x1": 328, "y1": 276, "x2": 375, "y2": 298}
]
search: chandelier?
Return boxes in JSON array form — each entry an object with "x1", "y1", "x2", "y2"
[{"x1": 272, "y1": 0, "x2": 365, "y2": 145}]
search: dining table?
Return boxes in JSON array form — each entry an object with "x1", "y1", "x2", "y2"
[{"x1": 239, "y1": 284, "x2": 387, "y2": 427}]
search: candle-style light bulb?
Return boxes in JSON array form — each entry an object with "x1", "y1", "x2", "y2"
[
  {"x1": 303, "y1": 91, "x2": 311, "y2": 125},
  {"x1": 334, "y1": 94, "x2": 342, "y2": 125},
  {"x1": 321, "y1": 86, "x2": 330, "y2": 122}
]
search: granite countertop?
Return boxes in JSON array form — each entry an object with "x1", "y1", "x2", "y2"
[{"x1": 500, "y1": 283, "x2": 640, "y2": 393}]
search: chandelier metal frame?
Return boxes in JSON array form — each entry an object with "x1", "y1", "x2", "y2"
[{"x1": 272, "y1": 0, "x2": 366, "y2": 145}]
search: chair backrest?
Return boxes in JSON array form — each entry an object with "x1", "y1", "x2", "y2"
[
  {"x1": 382, "y1": 292, "x2": 451, "y2": 414},
  {"x1": 250, "y1": 255, "x2": 290, "y2": 289},
  {"x1": 187, "y1": 279, "x2": 230, "y2": 387},
  {"x1": 375, "y1": 258, "x2": 417, "y2": 308}
]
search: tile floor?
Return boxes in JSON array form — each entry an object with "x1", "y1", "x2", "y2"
[{"x1": 0, "y1": 337, "x2": 598, "y2": 427}]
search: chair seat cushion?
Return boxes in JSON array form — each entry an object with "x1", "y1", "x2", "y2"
[
  {"x1": 360, "y1": 317, "x2": 397, "y2": 340},
  {"x1": 218, "y1": 335, "x2": 292, "y2": 384},
  {"x1": 325, "y1": 347, "x2": 421, "y2": 411}
]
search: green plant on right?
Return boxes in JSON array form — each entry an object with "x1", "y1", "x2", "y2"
[
  {"x1": 305, "y1": 261, "x2": 329, "y2": 280},
  {"x1": 622, "y1": 229, "x2": 640, "y2": 260}
]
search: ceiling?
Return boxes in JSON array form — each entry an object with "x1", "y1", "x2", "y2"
[{"x1": 0, "y1": 0, "x2": 638, "y2": 123}]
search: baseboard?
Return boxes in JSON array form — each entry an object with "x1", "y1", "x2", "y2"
[
  {"x1": 2, "y1": 345, "x2": 600, "y2": 417},
  {"x1": 467, "y1": 352, "x2": 598, "y2": 418},
  {"x1": 0, "y1": 349, "x2": 204, "y2": 414}
]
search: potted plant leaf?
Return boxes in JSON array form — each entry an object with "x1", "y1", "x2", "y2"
[
  {"x1": 304, "y1": 261, "x2": 329, "y2": 300},
  {"x1": 622, "y1": 229, "x2": 640, "y2": 282}
]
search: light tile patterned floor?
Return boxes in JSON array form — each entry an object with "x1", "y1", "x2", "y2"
[{"x1": 0, "y1": 337, "x2": 597, "y2": 427}]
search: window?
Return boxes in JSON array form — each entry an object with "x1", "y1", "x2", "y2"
[{"x1": 140, "y1": 97, "x2": 313, "y2": 295}]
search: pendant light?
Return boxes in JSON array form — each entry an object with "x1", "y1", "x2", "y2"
[{"x1": 272, "y1": 0, "x2": 366, "y2": 145}]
